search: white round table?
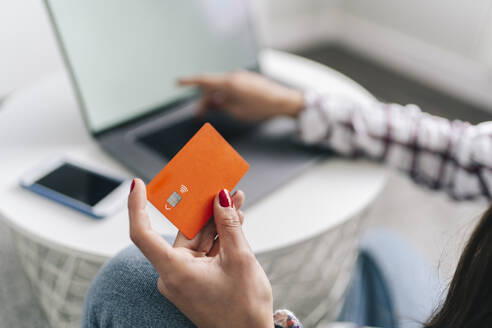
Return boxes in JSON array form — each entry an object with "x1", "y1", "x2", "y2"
[{"x1": 0, "y1": 49, "x2": 387, "y2": 328}]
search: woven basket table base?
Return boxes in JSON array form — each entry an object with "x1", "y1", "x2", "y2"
[{"x1": 9, "y1": 204, "x2": 372, "y2": 328}]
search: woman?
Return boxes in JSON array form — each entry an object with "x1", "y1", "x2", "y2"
[{"x1": 83, "y1": 72, "x2": 492, "y2": 327}]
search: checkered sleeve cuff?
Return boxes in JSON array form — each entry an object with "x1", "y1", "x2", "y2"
[{"x1": 274, "y1": 309, "x2": 303, "y2": 328}]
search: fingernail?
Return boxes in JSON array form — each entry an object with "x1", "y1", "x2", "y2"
[
  {"x1": 130, "y1": 179, "x2": 135, "y2": 193},
  {"x1": 219, "y1": 189, "x2": 232, "y2": 208}
]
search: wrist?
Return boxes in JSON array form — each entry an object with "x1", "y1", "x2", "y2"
[
  {"x1": 236, "y1": 298, "x2": 273, "y2": 328},
  {"x1": 223, "y1": 313, "x2": 273, "y2": 328},
  {"x1": 280, "y1": 89, "x2": 304, "y2": 118},
  {"x1": 243, "y1": 315, "x2": 274, "y2": 328}
]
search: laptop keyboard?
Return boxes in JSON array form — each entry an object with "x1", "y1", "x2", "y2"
[{"x1": 137, "y1": 112, "x2": 255, "y2": 159}]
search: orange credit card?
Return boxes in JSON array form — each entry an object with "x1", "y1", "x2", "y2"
[{"x1": 147, "y1": 123, "x2": 250, "y2": 239}]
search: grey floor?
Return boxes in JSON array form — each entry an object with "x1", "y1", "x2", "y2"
[{"x1": 1, "y1": 44, "x2": 490, "y2": 327}]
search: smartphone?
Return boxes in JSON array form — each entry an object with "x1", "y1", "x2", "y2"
[{"x1": 20, "y1": 157, "x2": 130, "y2": 218}]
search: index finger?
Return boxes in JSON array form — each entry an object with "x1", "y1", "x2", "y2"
[
  {"x1": 128, "y1": 179, "x2": 176, "y2": 272},
  {"x1": 178, "y1": 74, "x2": 227, "y2": 89}
]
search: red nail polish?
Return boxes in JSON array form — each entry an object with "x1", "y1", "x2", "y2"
[
  {"x1": 130, "y1": 179, "x2": 135, "y2": 193},
  {"x1": 219, "y1": 189, "x2": 232, "y2": 208}
]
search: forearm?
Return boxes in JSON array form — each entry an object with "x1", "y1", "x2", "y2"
[{"x1": 296, "y1": 90, "x2": 492, "y2": 200}]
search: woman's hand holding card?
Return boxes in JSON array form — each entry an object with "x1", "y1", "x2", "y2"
[{"x1": 128, "y1": 179, "x2": 273, "y2": 328}]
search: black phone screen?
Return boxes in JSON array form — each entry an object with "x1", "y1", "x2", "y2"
[{"x1": 35, "y1": 163, "x2": 121, "y2": 206}]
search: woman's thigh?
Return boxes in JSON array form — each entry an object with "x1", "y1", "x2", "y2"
[
  {"x1": 340, "y1": 228, "x2": 443, "y2": 328},
  {"x1": 362, "y1": 229, "x2": 442, "y2": 327},
  {"x1": 83, "y1": 243, "x2": 195, "y2": 328}
]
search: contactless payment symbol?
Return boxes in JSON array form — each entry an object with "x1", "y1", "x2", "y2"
[{"x1": 179, "y1": 185, "x2": 189, "y2": 193}]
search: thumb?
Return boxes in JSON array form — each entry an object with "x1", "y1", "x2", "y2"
[
  {"x1": 128, "y1": 179, "x2": 176, "y2": 271},
  {"x1": 213, "y1": 189, "x2": 250, "y2": 255}
]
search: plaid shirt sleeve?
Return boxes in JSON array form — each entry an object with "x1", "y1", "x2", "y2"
[{"x1": 297, "y1": 91, "x2": 492, "y2": 201}]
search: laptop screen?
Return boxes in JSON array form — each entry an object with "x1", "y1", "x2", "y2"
[{"x1": 46, "y1": 0, "x2": 258, "y2": 133}]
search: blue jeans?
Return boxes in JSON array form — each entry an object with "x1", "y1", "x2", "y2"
[
  {"x1": 83, "y1": 235, "x2": 195, "y2": 328},
  {"x1": 83, "y1": 230, "x2": 441, "y2": 328},
  {"x1": 339, "y1": 229, "x2": 442, "y2": 328}
]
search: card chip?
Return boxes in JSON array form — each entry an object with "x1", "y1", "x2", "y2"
[{"x1": 167, "y1": 192, "x2": 182, "y2": 207}]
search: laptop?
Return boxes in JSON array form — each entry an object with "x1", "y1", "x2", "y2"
[{"x1": 45, "y1": 0, "x2": 323, "y2": 206}]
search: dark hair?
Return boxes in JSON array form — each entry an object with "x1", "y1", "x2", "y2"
[{"x1": 424, "y1": 205, "x2": 492, "y2": 327}]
